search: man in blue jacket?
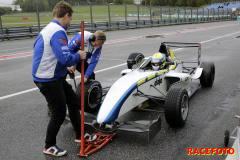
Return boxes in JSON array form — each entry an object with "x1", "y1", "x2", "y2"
[
  {"x1": 32, "y1": 2, "x2": 96, "y2": 157},
  {"x1": 68, "y1": 30, "x2": 106, "y2": 83}
]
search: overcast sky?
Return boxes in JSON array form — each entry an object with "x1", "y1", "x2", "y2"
[{"x1": 0, "y1": 0, "x2": 14, "y2": 5}]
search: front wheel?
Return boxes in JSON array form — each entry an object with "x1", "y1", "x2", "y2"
[
  {"x1": 75, "y1": 80, "x2": 102, "y2": 113},
  {"x1": 164, "y1": 88, "x2": 189, "y2": 127}
]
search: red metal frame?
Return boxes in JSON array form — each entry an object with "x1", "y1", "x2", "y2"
[
  {"x1": 80, "y1": 21, "x2": 85, "y2": 156},
  {"x1": 78, "y1": 131, "x2": 116, "y2": 157},
  {"x1": 78, "y1": 21, "x2": 116, "y2": 157}
]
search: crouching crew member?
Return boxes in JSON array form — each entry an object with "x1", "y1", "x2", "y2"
[{"x1": 68, "y1": 30, "x2": 106, "y2": 83}]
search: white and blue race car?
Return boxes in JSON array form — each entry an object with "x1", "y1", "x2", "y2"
[{"x1": 76, "y1": 42, "x2": 215, "y2": 137}]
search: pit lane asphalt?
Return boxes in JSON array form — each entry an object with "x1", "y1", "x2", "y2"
[{"x1": 1, "y1": 20, "x2": 240, "y2": 160}]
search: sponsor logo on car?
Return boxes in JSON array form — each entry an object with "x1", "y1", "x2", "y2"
[{"x1": 154, "y1": 78, "x2": 162, "y2": 86}]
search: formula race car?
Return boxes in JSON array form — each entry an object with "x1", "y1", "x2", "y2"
[{"x1": 76, "y1": 42, "x2": 215, "y2": 139}]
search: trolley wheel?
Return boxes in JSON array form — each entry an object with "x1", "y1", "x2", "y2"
[
  {"x1": 47, "y1": 105, "x2": 51, "y2": 116},
  {"x1": 224, "y1": 130, "x2": 230, "y2": 147}
]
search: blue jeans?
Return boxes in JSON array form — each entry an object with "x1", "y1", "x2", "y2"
[{"x1": 34, "y1": 77, "x2": 81, "y2": 148}]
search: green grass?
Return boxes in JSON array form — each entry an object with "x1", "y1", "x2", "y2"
[
  {"x1": 1, "y1": 5, "x2": 138, "y2": 27},
  {"x1": 1, "y1": 5, "x2": 197, "y2": 27}
]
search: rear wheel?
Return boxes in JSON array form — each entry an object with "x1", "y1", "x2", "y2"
[
  {"x1": 76, "y1": 80, "x2": 102, "y2": 113},
  {"x1": 200, "y1": 62, "x2": 215, "y2": 87},
  {"x1": 127, "y1": 53, "x2": 145, "y2": 69},
  {"x1": 164, "y1": 88, "x2": 189, "y2": 127}
]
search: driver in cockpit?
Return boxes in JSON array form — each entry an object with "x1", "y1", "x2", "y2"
[{"x1": 151, "y1": 52, "x2": 167, "y2": 71}]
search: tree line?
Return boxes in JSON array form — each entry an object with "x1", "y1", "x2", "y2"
[
  {"x1": 0, "y1": 7, "x2": 13, "y2": 15},
  {"x1": 12, "y1": 0, "x2": 213, "y2": 12},
  {"x1": 144, "y1": 0, "x2": 212, "y2": 7}
]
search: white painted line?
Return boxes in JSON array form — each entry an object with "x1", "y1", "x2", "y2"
[
  {"x1": 200, "y1": 31, "x2": 240, "y2": 44},
  {"x1": 0, "y1": 51, "x2": 33, "y2": 57},
  {"x1": 0, "y1": 63, "x2": 127, "y2": 101},
  {"x1": 0, "y1": 54, "x2": 33, "y2": 61},
  {"x1": 0, "y1": 88, "x2": 38, "y2": 100},
  {"x1": 100, "y1": 58, "x2": 126, "y2": 61},
  {"x1": 1, "y1": 31, "x2": 240, "y2": 100}
]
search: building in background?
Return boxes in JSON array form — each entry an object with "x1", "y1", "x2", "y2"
[
  {"x1": 134, "y1": 0, "x2": 142, "y2": 5},
  {"x1": 0, "y1": 0, "x2": 21, "y2": 11}
]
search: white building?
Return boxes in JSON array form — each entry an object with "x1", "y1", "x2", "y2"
[
  {"x1": 0, "y1": 0, "x2": 21, "y2": 11},
  {"x1": 134, "y1": 0, "x2": 143, "y2": 5}
]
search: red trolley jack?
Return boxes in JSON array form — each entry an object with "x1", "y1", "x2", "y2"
[
  {"x1": 77, "y1": 21, "x2": 116, "y2": 157},
  {"x1": 78, "y1": 131, "x2": 116, "y2": 157}
]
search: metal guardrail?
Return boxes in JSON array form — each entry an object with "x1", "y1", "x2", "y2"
[{"x1": 0, "y1": 15, "x2": 233, "y2": 41}]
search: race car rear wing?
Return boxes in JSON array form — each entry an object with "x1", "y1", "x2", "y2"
[{"x1": 159, "y1": 42, "x2": 201, "y2": 66}]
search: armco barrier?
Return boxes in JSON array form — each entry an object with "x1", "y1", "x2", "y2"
[
  {"x1": 0, "y1": 16, "x2": 233, "y2": 41},
  {"x1": 0, "y1": 26, "x2": 44, "y2": 41}
]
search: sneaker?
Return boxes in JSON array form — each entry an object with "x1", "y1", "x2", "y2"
[
  {"x1": 75, "y1": 133, "x2": 98, "y2": 143},
  {"x1": 43, "y1": 145, "x2": 67, "y2": 157}
]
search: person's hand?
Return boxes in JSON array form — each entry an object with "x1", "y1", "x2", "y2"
[
  {"x1": 69, "y1": 66, "x2": 76, "y2": 72},
  {"x1": 78, "y1": 77, "x2": 88, "y2": 84},
  {"x1": 84, "y1": 77, "x2": 87, "y2": 83},
  {"x1": 67, "y1": 67, "x2": 75, "y2": 79},
  {"x1": 78, "y1": 50, "x2": 87, "y2": 60}
]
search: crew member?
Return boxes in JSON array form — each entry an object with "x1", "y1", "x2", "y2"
[
  {"x1": 32, "y1": 2, "x2": 96, "y2": 157},
  {"x1": 68, "y1": 30, "x2": 106, "y2": 83}
]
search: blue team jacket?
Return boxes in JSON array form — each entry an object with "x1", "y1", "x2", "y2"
[
  {"x1": 32, "y1": 19, "x2": 81, "y2": 82},
  {"x1": 68, "y1": 31, "x2": 102, "y2": 79}
]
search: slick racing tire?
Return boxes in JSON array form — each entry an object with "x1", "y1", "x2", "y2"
[
  {"x1": 76, "y1": 80, "x2": 102, "y2": 113},
  {"x1": 164, "y1": 88, "x2": 189, "y2": 127},
  {"x1": 200, "y1": 62, "x2": 215, "y2": 87},
  {"x1": 127, "y1": 53, "x2": 145, "y2": 69}
]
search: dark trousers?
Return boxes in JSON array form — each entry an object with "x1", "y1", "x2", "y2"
[
  {"x1": 34, "y1": 78, "x2": 81, "y2": 148},
  {"x1": 76, "y1": 62, "x2": 95, "y2": 80}
]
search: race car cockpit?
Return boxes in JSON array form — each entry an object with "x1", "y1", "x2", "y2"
[
  {"x1": 139, "y1": 56, "x2": 175, "y2": 71},
  {"x1": 126, "y1": 43, "x2": 177, "y2": 71},
  {"x1": 159, "y1": 43, "x2": 176, "y2": 62}
]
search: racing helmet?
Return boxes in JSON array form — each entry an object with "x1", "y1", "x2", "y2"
[{"x1": 151, "y1": 52, "x2": 166, "y2": 71}]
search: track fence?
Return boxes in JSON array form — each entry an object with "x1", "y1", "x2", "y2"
[{"x1": 0, "y1": 2, "x2": 233, "y2": 41}]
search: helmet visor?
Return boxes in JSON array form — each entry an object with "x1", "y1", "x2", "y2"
[{"x1": 151, "y1": 61, "x2": 163, "y2": 66}]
